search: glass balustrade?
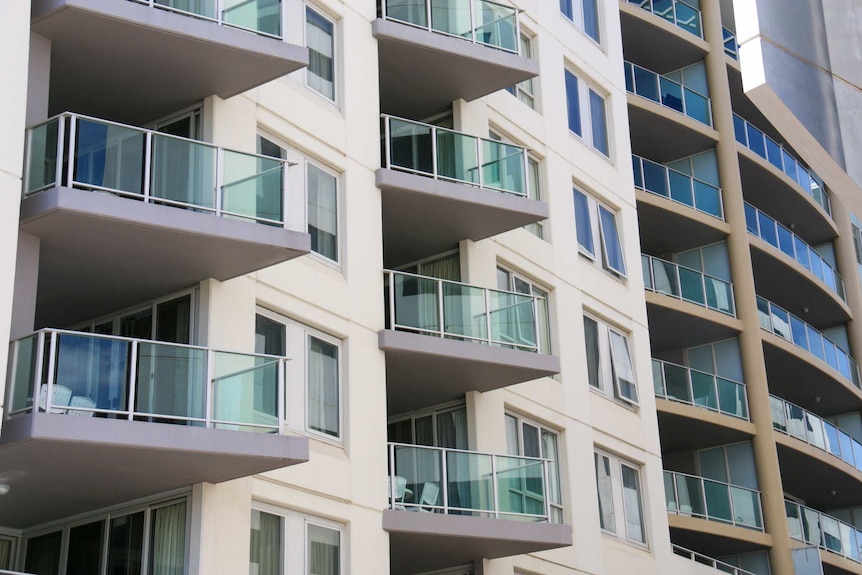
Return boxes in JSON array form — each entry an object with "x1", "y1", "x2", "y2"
[
  {"x1": 382, "y1": 115, "x2": 529, "y2": 197},
  {"x1": 733, "y1": 113, "x2": 831, "y2": 216},
  {"x1": 771, "y1": 395, "x2": 862, "y2": 473},
  {"x1": 624, "y1": 0, "x2": 703, "y2": 38},
  {"x1": 642, "y1": 254, "x2": 736, "y2": 316},
  {"x1": 387, "y1": 442, "x2": 553, "y2": 520},
  {"x1": 624, "y1": 61, "x2": 713, "y2": 126},
  {"x1": 756, "y1": 296, "x2": 861, "y2": 389},
  {"x1": 24, "y1": 113, "x2": 288, "y2": 226},
  {"x1": 383, "y1": 270, "x2": 548, "y2": 353},
  {"x1": 652, "y1": 359, "x2": 749, "y2": 420},
  {"x1": 380, "y1": 0, "x2": 519, "y2": 53},
  {"x1": 632, "y1": 154, "x2": 723, "y2": 219},
  {"x1": 723, "y1": 27, "x2": 738, "y2": 59},
  {"x1": 129, "y1": 0, "x2": 283, "y2": 38},
  {"x1": 745, "y1": 202, "x2": 845, "y2": 301},
  {"x1": 664, "y1": 470, "x2": 764, "y2": 530},
  {"x1": 786, "y1": 500, "x2": 862, "y2": 564},
  {"x1": 5, "y1": 329, "x2": 287, "y2": 433},
  {"x1": 671, "y1": 545, "x2": 757, "y2": 575}
]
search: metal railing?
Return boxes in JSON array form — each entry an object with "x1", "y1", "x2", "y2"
[
  {"x1": 664, "y1": 470, "x2": 764, "y2": 531},
  {"x1": 624, "y1": 61, "x2": 713, "y2": 126},
  {"x1": 129, "y1": 0, "x2": 283, "y2": 39},
  {"x1": 387, "y1": 442, "x2": 558, "y2": 521},
  {"x1": 723, "y1": 27, "x2": 738, "y2": 59},
  {"x1": 0, "y1": 570, "x2": 39, "y2": 575},
  {"x1": 756, "y1": 296, "x2": 861, "y2": 389},
  {"x1": 745, "y1": 202, "x2": 845, "y2": 301},
  {"x1": 642, "y1": 254, "x2": 736, "y2": 316},
  {"x1": 771, "y1": 394, "x2": 862, "y2": 473},
  {"x1": 384, "y1": 270, "x2": 548, "y2": 353},
  {"x1": 24, "y1": 112, "x2": 291, "y2": 227},
  {"x1": 624, "y1": 0, "x2": 702, "y2": 39},
  {"x1": 652, "y1": 359, "x2": 749, "y2": 420},
  {"x1": 786, "y1": 500, "x2": 862, "y2": 563},
  {"x1": 381, "y1": 115, "x2": 529, "y2": 197},
  {"x1": 6, "y1": 329, "x2": 287, "y2": 432},
  {"x1": 379, "y1": 0, "x2": 520, "y2": 53},
  {"x1": 733, "y1": 113, "x2": 831, "y2": 216},
  {"x1": 671, "y1": 545, "x2": 756, "y2": 575},
  {"x1": 632, "y1": 154, "x2": 723, "y2": 219}
]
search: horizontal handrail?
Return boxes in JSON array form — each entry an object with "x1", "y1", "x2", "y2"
[
  {"x1": 652, "y1": 358, "x2": 749, "y2": 420},
  {"x1": 624, "y1": 61, "x2": 713, "y2": 127},
  {"x1": 745, "y1": 202, "x2": 845, "y2": 301},
  {"x1": 671, "y1": 544, "x2": 756, "y2": 575},
  {"x1": 771, "y1": 394, "x2": 862, "y2": 473},
  {"x1": 733, "y1": 113, "x2": 831, "y2": 216},
  {"x1": 664, "y1": 470, "x2": 764, "y2": 531},
  {"x1": 381, "y1": 114, "x2": 530, "y2": 197},
  {"x1": 632, "y1": 154, "x2": 723, "y2": 219},
  {"x1": 642, "y1": 254, "x2": 736, "y2": 316},
  {"x1": 379, "y1": 0, "x2": 520, "y2": 53},
  {"x1": 786, "y1": 499, "x2": 862, "y2": 563},
  {"x1": 383, "y1": 269, "x2": 545, "y2": 353},
  {"x1": 624, "y1": 0, "x2": 703, "y2": 39},
  {"x1": 24, "y1": 112, "x2": 291, "y2": 227},
  {"x1": 129, "y1": 0, "x2": 283, "y2": 39},
  {"x1": 5, "y1": 329, "x2": 288, "y2": 432},
  {"x1": 723, "y1": 27, "x2": 738, "y2": 59},
  {"x1": 756, "y1": 296, "x2": 861, "y2": 389},
  {"x1": 387, "y1": 442, "x2": 554, "y2": 521}
]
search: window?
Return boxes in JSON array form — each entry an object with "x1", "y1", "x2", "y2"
[
  {"x1": 496, "y1": 266, "x2": 551, "y2": 354},
  {"x1": 306, "y1": 6, "x2": 335, "y2": 101},
  {"x1": 583, "y1": 315, "x2": 638, "y2": 405},
  {"x1": 505, "y1": 413, "x2": 563, "y2": 522},
  {"x1": 505, "y1": 34, "x2": 536, "y2": 108},
  {"x1": 525, "y1": 157, "x2": 546, "y2": 239},
  {"x1": 573, "y1": 189, "x2": 626, "y2": 276},
  {"x1": 255, "y1": 310, "x2": 342, "y2": 440},
  {"x1": 594, "y1": 451, "x2": 646, "y2": 545},
  {"x1": 249, "y1": 506, "x2": 342, "y2": 575},
  {"x1": 565, "y1": 70, "x2": 609, "y2": 156},
  {"x1": 561, "y1": 0, "x2": 601, "y2": 43},
  {"x1": 388, "y1": 402, "x2": 468, "y2": 449}
]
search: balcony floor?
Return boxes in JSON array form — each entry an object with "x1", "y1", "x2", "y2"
[{"x1": 0, "y1": 412, "x2": 308, "y2": 529}]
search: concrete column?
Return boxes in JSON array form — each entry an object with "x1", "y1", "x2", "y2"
[
  {"x1": 701, "y1": 3, "x2": 794, "y2": 573},
  {"x1": 827, "y1": 196, "x2": 862, "y2": 364}
]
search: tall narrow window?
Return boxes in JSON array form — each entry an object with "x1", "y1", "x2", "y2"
[
  {"x1": 565, "y1": 70, "x2": 581, "y2": 136},
  {"x1": 573, "y1": 189, "x2": 593, "y2": 256},
  {"x1": 598, "y1": 205, "x2": 625, "y2": 275},
  {"x1": 589, "y1": 89, "x2": 608, "y2": 155},
  {"x1": 307, "y1": 524, "x2": 340, "y2": 575},
  {"x1": 565, "y1": 70, "x2": 611, "y2": 157},
  {"x1": 506, "y1": 413, "x2": 564, "y2": 522},
  {"x1": 594, "y1": 453, "x2": 615, "y2": 532},
  {"x1": 306, "y1": 7, "x2": 335, "y2": 101},
  {"x1": 583, "y1": 314, "x2": 639, "y2": 406},
  {"x1": 506, "y1": 35, "x2": 536, "y2": 108},
  {"x1": 525, "y1": 158, "x2": 546, "y2": 239},
  {"x1": 307, "y1": 163, "x2": 338, "y2": 261},
  {"x1": 250, "y1": 510, "x2": 283, "y2": 575},
  {"x1": 574, "y1": 189, "x2": 626, "y2": 277},
  {"x1": 594, "y1": 450, "x2": 647, "y2": 546},
  {"x1": 149, "y1": 501, "x2": 187, "y2": 575},
  {"x1": 561, "y1": 0, "x2": 600, "y2": 43},
  {"x1": 308, "y1": 336, "x2": 340, "y2": 437},
  {"x1": 608, "y1": 330, "x2": 638, "y2": 403},
  {"x1": 621, "y1": 465, "x2": 646, "y2": 544}
]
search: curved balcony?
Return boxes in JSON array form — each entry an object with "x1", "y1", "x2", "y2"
[
  {"x1": 378, "y1": 115, "x2": 547, "y2": 267},
  {"x1": 723, "y1": 27, "x2": 739, "y2": 60},
  {"x1": 380, "y1": 270, "x2": 559, "y2": 413},
  {"x1": 373, "y1": 0, "x2": 538, "y2": 118},
  {"x1": 643, "y1": 255, "x2": 735, "y2": 316},
  {"x1": 619, "y1": 0, "x2": 707, "y2": 73},
  {"x1": 632, "y1": 155, "x2": 723, "y2": 220},
  {"x1": 623, "y1": 0, "x2": 702, "y2": 38},
  {"x1": 31, "y1": 0, "x2": 308, "y2": 124},
  {"x1": 786, "y1": 501, "x2": 862, "y2": 568},
  {"x1": 672, "y1": 545, "x2": 756, "y2": 575},
  {"x1": 384, "y1": 442, "x2": 571, "y2": 574},
  {"x1": 0, "y1": 329, "x2": 308, "y2": 529},
  {"x1": 21, "y1": 113, "x2": 309, "y2": 327}
]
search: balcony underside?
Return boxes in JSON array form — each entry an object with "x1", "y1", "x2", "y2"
[
  {"x1": 645, "y1": 295, "x2": 742, "y2": 352},
  {"x1": 668, "y1": 515, "x2": 771, "y2": 556},
  {"x1": 628, "y1": 100, "x2": 718, "y2": 162},
  {"x1": 31, "y1": 0, "x2": 309, "y2": 125},
  {"x1": 636, "y1": 191, "x2": 729, "y2": 254},
  {"x1": 372, "y1": 19, "x2": 539, "y2": 119},
  {"x1": 775, "y1": 436, "x2": 862, "y2": 509},
  {"x1": 619, "y1": 2, "x2": 708, "y2": 72},
  {"x1": 750, "y1": 242, "x2": 850, "y2": 329},
  {"x1": 0, "y1": 412, "x2": 308, "y2": 529},
  {"x1": 377, "y1": 169, "x2": 548, "y2": 268},
  {"x1": 762, "y1": 336, "x2": 862, "y2": 416},
  {"x1": 656, "y1": 400, "x2": 755, "y2": 452},
  {"x1": 379, "y1": 330, "x2": 560, "y2": 414},
  {"x1": 738, "y1": 150, "x2": 836, "y2": 245},
  {"x1": 383, "y1": 510, "x2": 572, "y2": 575},
  {"x1": 21, "y1": 187, "x2": 310, "y2": 328}
]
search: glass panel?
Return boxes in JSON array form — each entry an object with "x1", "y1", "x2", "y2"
[
  {"x1": 790, "y1": 316, "x2": 808, "y2": 348},
  {"x1": 777, "y1": 225, "x2": 795, "y2": 257},
  {"x1": 25, "y1": 531, "x2": 62, "y2": 575},
  {"x1": 437, "y1": 129, "x2": 479, "y2": 185},
  {"x1": 801, "y1": 507, "x2": 822, "y2": 546},
  {"x1": 149, "y1": 501, "x2": 187, "y2": 575},
  {"x1": 782, "y1": 149, "x2": 798, "y2": 182},
  {"x1": 389, "y1": 119, "x2": 433, "y2": 174},
  {"x1": 307, "y1": 524, "x2": 340, "y2": 575},
  {"x1": 668, "y1": 170, "x2": 693, "y2": 206},
  {"x1": 795, "y1": 236, "x2": 811, "y2": 269},
  {"x1": 652, "y1": 360, "x2": 665, "y2": 396},
  {"x1": 744, "y1": 203, "x2": 759, "y2": 234},
  {"x1": 53, "y1": 333, "x2": 131, "y2": 414},
  {"x1": 756, "y1": 297, "x2": 771, "y2": 330},
  {"x1": 807, "y1": 326, "x2": 825, "y2": 360},
  {"x1": 659, "y1": 77, "x2": 684, "y2": 113},
  {"x1": 674, "y1": 1, "x2": 701, "y2": 37},
  {"x1": 733, "y1": 115, "x2": 747, "y2": 145},
  {"x1": 690, "y1": 370, "x2": 717, "y2": 410},
  {"x1": 598, "y1": 455, "x2": 616, "y2": 531},
  {"x1": 824, "y1": 339, "x2": 838, "y2": 371},
  {"x1": 770, "y1": 306, "x2": 791, "y2": 340},
  {"x1": 765, "y1": 137, "x2": 783, "y2": 169},
  {"x1": 574, "y1": 189, "x2": 594, "y2": 255},
  {"x1": 705, "y1": 277, "x2": 733, "y2": 314},
  {"x1": 386, "y1": 0, "x2": 426, "y2": 27},
  {"x1": 392, "y1": 445, "x2": 443, "y2": 511},
  {"x1": 489, "y1": 291, "x2": 536, "y2": 350},
  {"x1": 155, "y1": 0, "x2": 216, "y2": 19},
  {"x1": 307, "y1": 336, "x2": 339, "y2": 437},
  {"x1": 482, "y1": 140, "x2": 525, "y2": 194},
  {"x1": 785, "y1": 403, "x2": 806, "y2": 440},
  {"x1": 822, "y1": 515, "x2": 842, "y2": 553},
  {"x1": 392, "y1": 274, "x2": 440, "y2": 333},
  {"x1": 74, "y1": 119, "x2": 145, "y2": 195},
  {"x1": 566, "y1": 70, "x2": 582, "y2": 135},
  {"x1": 223, "y1": 0, "x2": 281, "y2": 36},
  {"x1": 307, "y1": 164, "x2": 338, "y2": 260},
  {"x1": 718, "y1": 379, "x2": 746, "y2": 418},
  {"x1": 746, "y1": 124, "x2": 766, "y2": 157},
  {"x1": 599, "y1": 206, "x2": 626, "y2": 275},
  {"x1": 498, "y1": 455, "x2": 546, "y2": 517},
  {"x1": 135, "y1": 342, "x2": 206, "y2": 421},
  {"x1": 633, "y1": 66, "x2": 659, "y2": 102},
  {"x1": 642, "y1": 159, "x2": 669, "y2": 197},
  {"x1": 838, "y1": 430, "x2": 855, "y2": 466},
  {"x1": 621, "y1": 466, "x2": 645, "y2": 543},
  {"x1": 653, "y1": 259, "x2": 679, "y2": 296},
  {"x1": 589, "y1": 89, "x2": 609, "y2": 156},
  {"x1": 684, "y1": 89, "x2": 710, "y2": 125},
  {"x1": 474, "y1": 0, "x2": 517, "y2": 52},
  {"x1": 663, "y1": 471, "x2": 677, "y2": 512},
  {"x1": 693, "y1": 180, "x2": 721, "y2": 217},
  {"x1": 442, "y1": 282, "x2": 488, "y2": 341},
  {"x1": 221, "y1": 150, "x2": 283, "y2": 224},
  {"x1": 27, "y1": 119, "x2": 59, "y2": 193},
  {"x1": 250, "y1": 510, "x2": 282, "y2": 575},
  {"x1": 108, "y1": 512, "x2": 145, "y2": 575},
  {"x1": 805, "y1": 412, "x2": 826, "y2": 450},
  {"x1": 757, "y1": 211, "x2": 778, "y2": 247},
  {"x1": 674, "y1": 474, "x2": 706, "y2": 517},
  {"x1": 786, "y1": 501, "x2": 804, "y2": 540},
  {"x1": 66, "y1": 521, "x2": 103, "y2": 575},
  {"x1": 770, "y1": 396, "x2": 787, "y2": 432},
  {"x1": 151, "y1": 134, "x2": 215, "y2": 209},
  {"x1": 212, "y1": 351, "x2": 279, "y2": 431},
  {"x1": 730, "y1": 486, "x2": 762, "y2": 528},
  {"x1": 703, "y1": 479, "x2": 733, "y2": 523},
  {"x1": 678, "y1": 266, "x2": 705, "y2": 305},
  {"x1": 10, "y1": 334, "x2": 38, "y2": 413},
  {"x1": 663, "y1": 363, "x2": 691, "y2": 402},
  {"x1": 306, "y1": 7, "x2": 335, "y2": 99}
]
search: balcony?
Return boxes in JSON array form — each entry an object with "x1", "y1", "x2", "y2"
[
  {"x1": 30, "y1": 0, "x2": 308, "y2": 125},
  {"x1": 619, "y1": 0, "x2": 707, "y2": 73},
  {"x1": 21, "y1": 113, "x2": 309, "y2": 328},
  {"x1": 643, "y1": 255, "x2": 735, "y2": 316},
  {"x1": 623, "y1": 0, "x2": 703, "y2": 38},
  {"x1": 378, "y1": 116, "x2": 548, "y2": 267},
  {"x1": 723, "y1": 27, "x2": 739, "y2": 60},
  {"x1": 373, "y1": 0, "x2": 538, "y2": 118},
  {"x1": 380, "y1": 271, "x2": 559, "y2": 413},
  {"x1": 672, "y1": 545, "x2": 756, "y2": 575},
  {"x1": 633, "y1": 155, "x2": 723, "y2": 220},
  {"x1": 786, "y1": 501, "x2": 862, "y2": 567},
  {"x1": 0, "y1": 329, "x2": 308, "y2": 529},
  {"x1": 384, "y1": 443, "x2": 571, "y2": 575}
]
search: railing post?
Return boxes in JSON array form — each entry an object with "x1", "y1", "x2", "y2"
[
  {"x1": 5, "y1": 340, "x2": 19, "y2": 418},
  {"x1": 66, "y1": 115, "x2": 77, "y2": 187},
  {"x1": 388, "y1": 443, "x2": 396, "y2": 509},
  {"x1": 22, "y1": 127, "x2": 33, "y2": 194},
  {"x1": 468, "y1": 0, "x2": 476, "y2": 44},
  {"x1": 127, "y1": 340, "x2": 138, "y2": 421},
  {"x1": 490, "y1": 454, "x2": 500, "y2": 518},
  {"x1": 543, "y1": 459, "x2": 552, "y2": 522},
  {"x1": 514, "y1": 6, "x2": 522, "y2": 55},
  {"x1": 278, "y1": 358, "x2": 286, "y2": 431},
  {"x1": 54, "y1": 116, "x2": 66, "y2": 188},
  {"x1": 430, "y1": 126, "x2": 438, "y2": 180},
  {"x1": 206, "y1": 349, "x2": 215, "y2": 428},
  {"x1": 440, "y1": 447, "x2": 449, "y2": 513},
  {"x1": 437, "y1": 278, "x2": 445, "y2": 337},
  {"x1": 45, "y1": 331, "x2": 58, "y2": 413},
  {"x1": 727, "y1": 481, "x2": 737, "y2": 527},
  {"x1": 33, "y1": 331, "x2": 46, "y2": 413},
  {"x1": 701, "y1": 270, "x2": 708, "y2": 310},
  {"x1": 532, "y1": 295, "x2": 540, "y2": 353},
  {"x1": 215, "y1": 147, "x2": 223, "y2": 218},
  {"x1": 476, "y1": 136, "x2": 484, "y2": 189},
  {"x1": 217, "y1": 0, "x2": 223, "y2": 26},
  {"x1": 388, "y1": 271, "x2": 396, "y2": 330},
  {"x1": 522, "y1": 149, "x2": 530, "y2": 199},
  {"x1": 383, "y1": 116, "x2": 392, "y2": 169},
  {"x1": 143, "y1": 131, "x2": 153, "y2": 203},
  {"x1": 484, "y1": 288, "x2": 492, "y2": 345},
  {"x1": 425, "y1": 0, "x2": 432, "y2": 33},
  {"x1": 281, "y1": 159, "x2": 288, "y2": 229}
]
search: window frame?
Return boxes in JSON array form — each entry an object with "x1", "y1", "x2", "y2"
[
  {"x1": 573, "y1": 188, "x2": 627, "y2": 277},
  {"x1": 504, "y1": 412, "x2": 564, "y2": 522},
  {"x1": 505, "y1": 33, "x2": 536, "y2": 108},
  {"x1": 304, "y1": 158, "x2": 340, "y2": 264},
  {"x1": 304, "y1": 520, "x2": 342, "y2": 575},
  {"x1": 560, "y1": 0, "x2": 601, "y2": 45},
  {"x1": 304, "y1": 4, "x2": 337, "y2": 104},
  {"x1": 495, "y1": 265, "x2": 552, "y2": 354},
  {"x1": 594, "y1": 449, "x2": 647, "y2": 547},
  {"x1": 583, "y1": 314, "x2": 639, "y2": 406},
  {"x1": 564, "y1": 69, "x2": 611, "y2": 158},
  {"x1": 249, "y1": 504, "x2": 344, "y2": 575}
]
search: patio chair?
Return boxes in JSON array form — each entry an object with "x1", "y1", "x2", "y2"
[
  {"x1": 38, "y1": 384, "x2": 73, "y2": 414},
  {"x1": 66, "y1": 396, "x2": 97, "y2": 417}
]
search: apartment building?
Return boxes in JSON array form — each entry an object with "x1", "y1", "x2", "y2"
[{"x1": 0, "y1": 0, "x2": 859, "y2": 575}]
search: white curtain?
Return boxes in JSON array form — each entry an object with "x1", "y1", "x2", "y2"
[
  {"x1": 308, "y1": 524, "x2": 340, "y2": 575},
  {"x1": 250, "y1": 510, "x2": 281, "y2": 575},
  {"x1": 306, "y1": 9, "x2": 334, "y2": 99},
  {"x1": 621, "y1": 466, "x2": 645, "y2": 543},
  {"x1": 308, "y1": 337, "x2": 339, "y2": 437},
  {"x1": 150, "y1": 502, "x2": 186, "y2": 575},
  {"x1": 307, "y1": 164, "x2": 337, "y2": 260},
  {"x1": 0, "y1": 540, "x2": 11, "y2": 569}
]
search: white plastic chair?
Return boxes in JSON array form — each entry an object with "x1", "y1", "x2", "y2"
[
  {"x1": 38, "y1": 384, "x2": 73, "y2": 414},
  {"x1": 388, "y1": 476, "x2": 408, "y2": 510},
  {"x1": 66, "y1": 396, "x2": 97, "y2": 417},
  {"x1": 417, "y1": 482, "x2": 440, "y2": 512}
]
